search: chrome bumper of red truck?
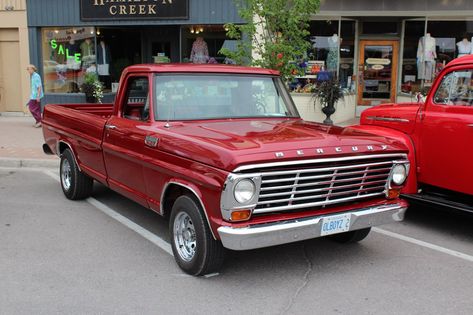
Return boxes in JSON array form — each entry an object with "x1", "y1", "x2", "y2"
[{"x1": 217, "y1": 201, "x2": 407, "y2": 250}]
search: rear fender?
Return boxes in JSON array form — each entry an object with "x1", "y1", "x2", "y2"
[{"x1": 347, "y1": 125, "x2": 418, "y2": 194}]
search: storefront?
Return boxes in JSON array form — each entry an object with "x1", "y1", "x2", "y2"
[
  {"x1": 27, "y1": 0, "x2": 473, "y2": 121},
  {"x1": 294, "y1": 0, "x2": 473, "y2": 121},
  {"x1": 26, "y1": 0, "x2": 242, "y2": 104}
]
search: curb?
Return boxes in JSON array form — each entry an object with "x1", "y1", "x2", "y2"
[{"x1": 0, "y1": 157, "x2": 59, "y2": 169}]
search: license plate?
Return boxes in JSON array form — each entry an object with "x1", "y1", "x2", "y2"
[{"x1": 320, "y1": 213, "x2": 351, "y2": 236}]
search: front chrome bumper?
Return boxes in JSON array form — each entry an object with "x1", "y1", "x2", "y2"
[{"x1": 217, "y1": 203, "x2": 407, "y2": 250}]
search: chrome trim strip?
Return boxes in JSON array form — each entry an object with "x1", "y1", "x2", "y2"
[
  {"x1": 160, "y1": 181, "x2": 217, "y2": 240},
  {"x1": 367, "y1": 116, "x2": 410, "y2": 123},
  {"x1": 233, "y1": 154, "x2": 408, "y2": 172},
  {"x1": 218, "y1": 203, "x2": 407, "y2": 250},
  {"x1": 58, "y1": 140, "x2": 82, "y2": 172},
  {"x1": 254, "y1": 192, "x2": 385, "y2": 213}
]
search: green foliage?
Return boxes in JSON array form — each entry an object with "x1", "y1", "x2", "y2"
[
  {"x1": 81, "y1": 72, "x2": 104, "y2": 103},
  {"x1": 220, "y1": 0, "x2": 320, "y2": 81},
  {"x1": 312, "y1": 76, "x2": 344, "y2": 108}
]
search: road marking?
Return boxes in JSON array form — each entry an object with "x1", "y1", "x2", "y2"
[
  {"x1": 42, "y1": 170, "x2": 174, "y2": 257},
  {"x1": 373, "y1": 227, "x2": 473, "y2": 263}
]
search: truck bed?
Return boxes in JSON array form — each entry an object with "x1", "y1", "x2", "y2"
[{"x1": 42, "y1": 104, "x2": 114, "y2": 159}]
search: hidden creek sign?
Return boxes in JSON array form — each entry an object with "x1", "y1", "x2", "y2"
[{"x1": 80, "y1": 0, "x2": 189, "y2": 20}]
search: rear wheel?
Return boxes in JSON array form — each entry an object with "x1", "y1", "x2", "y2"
[
  {"x1": 329, "y1": 227, "x2": 371, "y2": 244},
  {"x1": 60, "y1": 148, "x2": 93, "y2": 200},
  {"x1": 170, "y1": 195, "x2": 225, "y2": 276}
]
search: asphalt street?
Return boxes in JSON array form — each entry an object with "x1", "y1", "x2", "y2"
[{"x1": 1, "y1": 167, "x2": 473, "y2": 314}]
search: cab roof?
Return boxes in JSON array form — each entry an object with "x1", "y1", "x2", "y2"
[
  {"x1": 122, "y1": 64, "x2": 281, "y2": 76},
  {"x1": 446, "y1": 55, "x2": 473, "y2": 68}
]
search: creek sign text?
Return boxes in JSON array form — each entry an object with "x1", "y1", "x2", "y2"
[{"x1": 80, "y1": 0, "x2": 189, "y2": 20}]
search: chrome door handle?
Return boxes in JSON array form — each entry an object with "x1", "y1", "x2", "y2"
[
  {"x1": 468, "y1": 124, "x2": 473, "y2": 128},
  {"x1": 105, "y1": 124, "x2": 117, "y2": 130}
]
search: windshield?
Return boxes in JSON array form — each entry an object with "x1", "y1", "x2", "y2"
[{"x1": 153, "y1": 74, "x2": 299, "y2": 120}]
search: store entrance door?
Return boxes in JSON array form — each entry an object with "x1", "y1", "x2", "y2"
[{"x1": 357, "y1": 40, "x2": 399, "y2": 106}]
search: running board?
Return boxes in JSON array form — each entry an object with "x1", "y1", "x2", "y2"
[{"x1": 402, "y1": 193, "x2": 473, "y2": 214}]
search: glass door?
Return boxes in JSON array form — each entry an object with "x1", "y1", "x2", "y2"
[{"x1": 357, "y1": 40, "x2": 399, "y2": 105}]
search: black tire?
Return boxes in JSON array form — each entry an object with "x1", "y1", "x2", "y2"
[
  {"x1": 169, "y1": 195, "x2": 225, "y2": 276},
  {"x1": 60, "y1": 148, "x2": 93, "y2": 200},
  {"x1": 329, "y1": 227, "x2": 371, "y2": 244}
]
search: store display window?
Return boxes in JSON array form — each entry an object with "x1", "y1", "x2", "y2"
[
  {"x1": 401, "y1": 20, "x2": 473, "y2": 94},
  {"x1": 42, "y1": 27, "x2": 96, "y2": 93},
  {"x1": 181, "y1": 25, "x2": 232, "y2": 64}
]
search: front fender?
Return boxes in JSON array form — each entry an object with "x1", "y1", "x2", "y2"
[{"x1": 347, "y1": 125, "x2": 417, "y2": 194}]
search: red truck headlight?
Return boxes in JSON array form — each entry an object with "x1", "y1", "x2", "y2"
[
  {"x1": 386, "y1": 161, "x2": 410, "y2": 199},
  {"x1": 391, "y1": 164, "x2": 408, "y2": 185},
  {"x1": 234, "y1": 179, "x2": 256, "y2": 204},
  {"x1": 221, "y1": 174, "x2": 262, "y2": 222}
]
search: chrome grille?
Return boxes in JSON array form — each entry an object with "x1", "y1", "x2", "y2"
[{"x1": 246, "y1": 154, "x2": 407, "y2": 214}]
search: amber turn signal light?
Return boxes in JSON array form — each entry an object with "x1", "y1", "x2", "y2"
[
  {"x1": 387, "y1": 188, "x2": 401, "y2": 199},
  {"x1": 231, "y1": 209, "x2": 252, "y2": 222}
]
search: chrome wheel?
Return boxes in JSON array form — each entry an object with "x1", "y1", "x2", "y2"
[
  {"x1": 173, "y1": 211, "x2": 197, "y2": 262},
  {"x1": 61, "y1": 158, "x2": 72, "y2": 191}
]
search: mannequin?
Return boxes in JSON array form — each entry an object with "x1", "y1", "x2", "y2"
[
  {"x1": 190, "y1": 37, "x2": 209, "y2": 64},
  {"x1": 417, "y1": 33, "x2": 437, "y2": 81},
  {"x1": 456, "y1": 37, "x2": 472, "y2": 57},
  {"x1": 66, "y1": 39, "x2": 80, "y2": 70},
  {"x1": 80, "y1": 38, "x2": 95, "y2": 69},
  {"x1": 326, "y1": 34, "x2": 340, "y2": 72},
  {"x1": 97, "y1": 40, "x2": 111, "y2": 88}
]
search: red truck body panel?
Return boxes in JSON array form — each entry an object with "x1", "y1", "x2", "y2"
[{"x1": 359, "y1": 55, "x2": 473, "y2": 196}]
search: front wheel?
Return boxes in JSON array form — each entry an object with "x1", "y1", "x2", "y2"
[
  {"x1": 60, "y1": 148, "x2": 93, "y2": 200},
  {"x1": 169, "y1": 195, "x2": 225, "y2": 276},
  {"x1": 329, "y1": 227, "x2": 371, "y2": 244}
]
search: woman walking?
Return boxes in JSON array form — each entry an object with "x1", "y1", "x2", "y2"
[{"x1": 26, "y1": 64, "x2": 44, "y2": 127}]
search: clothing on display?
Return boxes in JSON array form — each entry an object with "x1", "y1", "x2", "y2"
[
  {"x1": 456, "y1": 38, "x2": 472, "y2": 57},
  {"x1": 190, "y1": 37, "x2": 209, "y2": 64},
  {"x1": 80, "y1": 38, "x2": 95, "y2": 69},
  {"x1": 97, "y1": 41, "x2": 111, "y2": 76},
  {"x1": 417, "y1": 33, "x2": 437, "y2": 81},
  {"x1": 326, "y1": 34, "x2": 340, "y2": 72}
]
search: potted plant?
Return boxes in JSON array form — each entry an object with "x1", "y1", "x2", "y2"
[
  {"x1": 81, "y1": 72, "x2": 104, "y2": 103},
  {"x1": 312, "y1": 75, "x2": 344, "y2": 125}
]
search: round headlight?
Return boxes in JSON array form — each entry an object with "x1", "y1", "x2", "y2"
[
  {"x1": 391, "y1": 164, "x2": 407, "y2": 185},
  {"x1": 234, "y1": 179, "x2": 256, "y2": 204}
]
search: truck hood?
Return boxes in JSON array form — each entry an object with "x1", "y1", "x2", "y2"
[
  {"x1": 155, "y1": 119, "x2": 407, "y2": 171},
  {"x1": 360, "y1": 102, "x2": 421, "y2": 134}
]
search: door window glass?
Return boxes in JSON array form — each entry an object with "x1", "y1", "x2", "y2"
[
  {"x1": 122, "y1": 77, "x2": 149, "y2": 120},
  {"x1": 433, "y1": 70, "x2": 473, "y2": 106}
]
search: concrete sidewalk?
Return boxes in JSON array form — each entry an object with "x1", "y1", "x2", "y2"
[{"x1": 0, "y1": 114, "x2": 58, "y2": 169}]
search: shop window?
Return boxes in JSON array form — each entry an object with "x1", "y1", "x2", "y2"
[
  {"x1": 181, "y1": 25, "x2": 232, "y2": 64},
  {"x1": 401, "y1": 21, "x2": 425, "y2": 94},
  {"x1": 291, "y1": 20, "x2": 355, "y2": 93},
  {"x1": 401, "y1": 20, "x2": 473, "y2": 94},
  {"x1": 339, "y1": 21, "x2": 356, "y2": 91},
  {"x1": 41, "y1": 27, "x2": 96, "y2": 93}
]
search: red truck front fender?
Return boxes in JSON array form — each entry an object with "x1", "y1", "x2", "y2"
[{"x1": 347, "y1": 125, "x2": 418, "y2": 194}]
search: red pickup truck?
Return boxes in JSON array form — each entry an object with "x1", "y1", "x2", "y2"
[
  {"x1": 42, "y1": 64, "x2": 410, "y2": 275},
  {"x1": 355, "y1": 55, "x2": 473, "y2": 213}
]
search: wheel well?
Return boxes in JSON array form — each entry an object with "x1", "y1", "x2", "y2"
[
  {"x1": 58, "y1": 142, "x2": 69, "y2": 155},
  {"x1": 162, "y1": 184, "x2": 194, "y2": 218}
]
